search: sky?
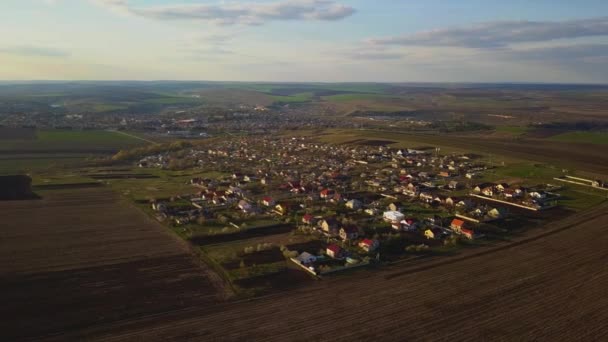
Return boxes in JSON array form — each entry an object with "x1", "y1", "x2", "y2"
[{"x1": 1, "y1": 0, "x2": 608, "y2": 83}]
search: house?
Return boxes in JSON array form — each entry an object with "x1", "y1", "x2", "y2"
[
  {"x1": 487, "y1": 207, "x2": 507, "y2": 219},
  {"x1": 261, "y1": 197, "x2": 275, "y2": 207},
  {"x1": 364, "y1": 208, "x2": 378, "y2": 216},
  {"x1": 174, "y1": 216, "x2": 191, "y2": 226},
  {"x1": 346, "y1": 199, "x2": 363, "y2": 210},
  {"x1": 456, "y1": 199, "x2": 473, "y2": 210},
  {"x1": 419, "y1": 192, "x2": 434, "y2": 203},
  {"x1": 358, "y1": 239, "x2": 379, "y2": 252},
  {"x1": 296, "y1": 252, "x2": 317, "y2": 264},
  {"x1": 339, "y1": 226, "x2": 360, "y2": 241},
  {"x1": 383, "y1": 211, "x2": 405, "y2": 223},
  {"x1": 227, "y1": 186, "x2": 243, "y2": 196},
  {"x1": 319, "y1": 218, "x2": 339, "y2": 236},
  {"x1": 152, "y1": 202, "x2": 167, "y2": 213},
  {"x1": 450, "y1": 218, "x2": 465, "y2": 233},
  {"x1": 448, "y1": 181, "x2": 460, "y2": 190},
  {"x1": 237, "y1": 200, "x2": 253, "y2": 213},
  {"x1": 400, "y1": 218, "x2": 418, "y2": 231},
  {"x1": 504, "y1": 189, "x2": 523, "y2": 199},
  {"x1": 461, "y1": 228, "x2": 475, "y2": 240},
  {"x1": 302, "y1": 214, "x2": 317, "y2": 226},
  {"x1": 424, "y1": 228, "x2": 443, "y2": 240},
  {"x1": 326, "y1": 244, "x2": 343, "y2": 258},
  {"x1": 495, "y1": 183, "x2": 509, "y2": 192},
  {"x1": 529, "y1": 191, "x2": 547, "y2": 200},
  {"x1": 445, "y1": 197, "x2": 455, "y2": 207},
  {"x1": 331, "y1": 193, "x2": 344, "y2": 203},
  {"x1": 320, "y1": 189, "x2": 334, "y2": 199},
  {"x1": 481, "y1": 187, "x2": 494, "y2": 197},
  {"x1": 274, "y1": 203, "x2": 288, "y2": 216},
  {"x1": 474, "y1": 183, "x2": 496, "y2": 194}
]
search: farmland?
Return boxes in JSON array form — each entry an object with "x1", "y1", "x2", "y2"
[
  {"x1": 548, "y1": 131, "x2": 608, "y2": 145},
  {"x1": 314, "y1": 129, "x2": 608, "y2": 176},
  {"x1": 43, "y1": 202, "x2": 608, "y2": 341},
  {"x1": 0, "y1": 129, "x2": 148, "y2": 154},
  {"x1": 0, "y1": 186, "x2": 225, "y2": 341},
  {"x1": 2, "y1": 81, "x2": 608, "y2": 341},
  {"x1": 0, "y1": 129, "x2": 152, "y2": 177}
]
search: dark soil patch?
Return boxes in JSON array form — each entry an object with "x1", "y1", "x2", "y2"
[
  {"x1": 0, "y1": 127, "x2": 36, "y2": 140},
  {"x1": 0, "y1": 175, "x2": 35, "y2": 200},
  {"x1": 190, "y1": 224, "x2": 294, "y2": 245},
  {"x1": 223, "y1": 248, "x2": 285, "y2": 270},
  {"x1": 286, "y1": 240, "x2": 324, "y2": 253},
  {"x1": 233, "y1": 268, "x2": 314, "y2": 291},
  {"x1": 524, "y1": 128, "x2": 567, "y2": 138},
  {"x1": 357, "y1": 139, "x2": 397, "y2": 146}
]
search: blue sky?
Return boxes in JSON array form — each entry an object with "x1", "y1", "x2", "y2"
[{"x1": 1, "y1": 0, "x2": 608, "y2": 82}]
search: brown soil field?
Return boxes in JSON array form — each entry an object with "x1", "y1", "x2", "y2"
[
  {"x1": 356, "y1": 130, "x2": 608, "y2": 176},
  {"x1": 190, "y1": 224, "x2": 294, "y2": 245},
  {"x1": 0, "y1": 127, "x2": 36, "y2": 140},
  {"x1": 48, "y1": 202, "x2": 608, "y2": 341},
  {"x1": 0, "y1": 187, "x2": 225, "y2": 341}
]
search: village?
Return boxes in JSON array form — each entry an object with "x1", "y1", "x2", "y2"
[{"x1": 133, "y1": 135, "x2": 572, "y2": 286}]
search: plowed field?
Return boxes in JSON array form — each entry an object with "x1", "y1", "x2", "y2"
[{"x1": 0, "y1": 187, "x2": 224, "y2": 341}]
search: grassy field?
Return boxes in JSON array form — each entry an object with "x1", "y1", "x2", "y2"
[
  {"x1": 0, "y1": 129, "x2": 149, "y2": 153},
  {"x1": 483, "y1": 163, "x2": 563, "y2": 184},
  {"x1": 0, "y1": 156, "x2": 86, "y2": 175},
  {"x1": 548, "y1": 131, "x2": 608, "y2": 145},
  {"x1": 90, "y1": 103, "x2": 130, "y2": 112},
  {"x1": 495, "y1": 125, "x2": 530, "y2": 136},
  {"x1": 102, "y1": 168, "x2": 227, "y2": 200},
  {"x1": 0, "y1": 129, "x2": 151, "y2": 176},
  {"x1": 272, "y1": 92, "x2": 314, "y2": 103},
  {"x1": 322, "y1": 93, "x2": 397, "y2": 102}
]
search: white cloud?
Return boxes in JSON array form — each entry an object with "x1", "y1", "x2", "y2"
[
  {"x1": 0, "y1": 46, "x2": 70, "y2": 58},
  {"x1": 368, "y1": 17, "x2": 608, "y2": 48},
  {"x1": 92, "y1": 0, "x2": 355, "y2": 26}
]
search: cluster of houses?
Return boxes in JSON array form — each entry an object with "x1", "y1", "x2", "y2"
[
  {"x1": 139, "y1": 136, "x2": 564, "y2": 274},
  {"x1": 472, "y1": 182, "x2": 559, "y2": 210}
]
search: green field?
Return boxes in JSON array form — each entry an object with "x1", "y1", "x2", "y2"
[
  {"x1": 272, "y1": 92, "x2": 314, "y2": 103},
  {"x1": 484, "y1": 163, "x2": 563, "y2": 184},
  {"x1": 548, "y1": 131, "x2": 608, "y2": 145},
  {"x1": 0, "y1": 130, "x2": 149, "y2": 152},
  {"x1": 322, "y1": 93, "x2": 397, "y2": 102},
  {"x1": 104, "y1": 169, "x2": 227, "y2": 200},
  {"x1": 495, "y1": 126, "x2": 529, "y2": 136},
  {"x1": 0, "y1": 157, "x2": 86, "y2": 175},
  {"x1": 0, "y1": 129, "x2": 151, "y2": 176}
]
